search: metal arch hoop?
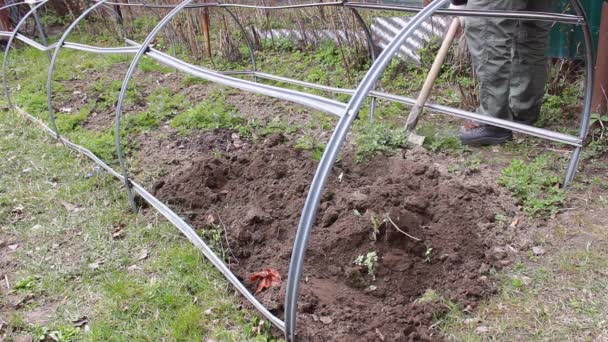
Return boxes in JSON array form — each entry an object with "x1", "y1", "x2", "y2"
[
  {"x1": 2, "y1": 0, "x2": 50, "y2": 110},
  {"x1": 114, "y1": 0, "x2": 194, "y2": 212},
  {"x1": 0, "y1": 1, "x2": 44, "y2": 11},
  {"x1": 348, "y1": 5, "x2": 378, "y2": 121},
  {"x1": 111, "y1": 0, "x2": 286, "y2": 330},
  {"x1": 29, "y1": 3, "x2": 51, "y2": 60},
  {"x1": 284, "y1": 1, "x2": 451, "y2": 340},
  {"x1": 98, "y1": 1, "x2": 129, "y2": 44},
  {"x1": 217, "y1": 2, "x2": 258, "y2": 76},
  {"x1": 564, "y1": 0, "x2": 594, "y2": 185},
  {"x1": 283, "y1": 0, "x2": 595, "y2": 339},
  {"x1": 46, "y1": 0, "x2": 113, "y2": 138},
  {"x1": 110, "y1": 0, "x2": 285, "y2": 331}
]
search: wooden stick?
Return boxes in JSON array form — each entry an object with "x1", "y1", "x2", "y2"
[
  {"x1": 201, "y1": 0, "x2": 212, "y2": 58},
  {"x1": 406, "y1": 17, "x2": 461, "y2": 144}
]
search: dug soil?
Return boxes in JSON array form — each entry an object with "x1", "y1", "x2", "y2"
[{"x1": 149, "y1": 131, "x2": 528, "y2": 341}]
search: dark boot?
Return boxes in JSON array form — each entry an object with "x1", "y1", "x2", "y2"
[
  {"x1": 513, "y1": 116, "x2": 538, "y2": 126},
  {"x1": 460, "y1": 122, "x2": 513, "y2": 146}
]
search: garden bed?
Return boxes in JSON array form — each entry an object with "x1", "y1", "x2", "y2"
[{"x1": 146, "y1": 129, "x2": 526, "y2": 341}]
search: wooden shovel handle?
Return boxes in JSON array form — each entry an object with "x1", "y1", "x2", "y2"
[{"x1": 406, "y1": 17, "x2": 461, "y2": 131}]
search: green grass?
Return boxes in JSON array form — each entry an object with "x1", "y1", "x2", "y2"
[
  {"x1": 353, "y1": 120, "x2": 407, "y2": 162},
  {"x1": 441, "y1": 246, "x2": 608, "y2": 341},
  {"x1": 416, "y1": 123, "x2": 468, "y2": 154},
  {"x1": 294, "y1": 134, "x2": 326, "y2": 161},
  {"x1": 499, "y1": 156, "x2": 566, "y2": 217},
  {"x1": 0, "y1": 110, "x2": 277, "y2": 341},
  {"x1": 171, "y1": 91, "x2": 246, "y2": 134}
]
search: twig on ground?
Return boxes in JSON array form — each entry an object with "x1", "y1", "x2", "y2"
[
  {"x1": 385, "y1": 215, "x2": 421, "y2": 241},
  {"x1": 216, "y1": 212, "x2": 239, "y2": 266},
  {"x1": 429, "y1": 319, "x2": 443, "y2": 330},
  {"x1": 4, "y1": 275, "x2": 9, "y2": 290}
]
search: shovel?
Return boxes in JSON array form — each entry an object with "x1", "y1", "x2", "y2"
[{"x1": 406, "y1": 17, "x2": 461, "y2": 146}]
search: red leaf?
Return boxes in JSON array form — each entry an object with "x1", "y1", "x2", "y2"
[{"x1": 249, "y1": 268, "x2": 281, "y2": 294}]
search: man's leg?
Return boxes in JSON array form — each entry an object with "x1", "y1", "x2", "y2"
[
  {"x1": 461, "y1": 0, "x2": 526, "y2": 145},
  {"x1": 509, "y1": 0, "x2": 552, "y2": 125}
]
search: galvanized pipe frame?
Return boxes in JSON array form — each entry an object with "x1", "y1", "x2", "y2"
[
  {"x1": 564, "y1": 0, "x2": 594, "y2": 185},
  {"x1": 2, "y1": 0, "x2": 50, "y2": 110},
  {"x1": 240, "y1": 71, "x2": 583, "y2": 146},
  {"x1": 284, "y1": 1, "x2": 452, "y2": 339},
  {"x1": 1, "y1": 0, "x2": 595, "y2": 341},
  {"x1": 3, "y1": 0, "x2": 287, "y2": 331},
  {"x1": 110, "y1": 0, "x2": 288, "y2": 330},
  {"x1": 88, "y1": 0, "x2": 586, "y2": 26},
  {"x1": 283, "y1": 0, "x2": 594, "y2": 340},
  {"x1": 47, "y1": 0, "x2": 116, "y2": 138},
  {"x1": 130, "y1": 42, "x2": 347, "y2": 115}
]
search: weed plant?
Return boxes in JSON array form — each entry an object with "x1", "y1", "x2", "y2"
[{"x1": 499, "y1": 157, "x2": 566, "y2": 217}]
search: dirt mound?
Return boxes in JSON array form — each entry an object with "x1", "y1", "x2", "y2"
[{"x1": 152, "y1": 133, "x2": 515, "y2": 341}]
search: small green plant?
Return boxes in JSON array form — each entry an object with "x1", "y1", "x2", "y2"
[
  {"x1": 199, "y1": 223, "x2": 230, "y2": 262},
  {"x1": 494, "y1": 213, "x2": 508, "y2": 225},
  {"x1": 171, "y1": 93, "x2": 245, "y2": 133},
  {"x1": 55, "y1": 107, "x2": 91, "y2": 132},
  {"x1": 146, "y1": 88, "x2": 189, "y2": 120},
  {"x1": 447, "y1": 164, "x2": 460, "y2": 173},
  {"x1": 499, "y1": 156, "x2": 566, "y2": 217},
  {"x1": 424, "y1": 247, "x2": 433, "y2": 263},
  {"x1": 294, "y1": 135, "x2": 326, "y2": 161},
  {"x1": 370, "y1": 213, "x2": 382, "y2": 241},
  {"x1": 354, "y1": 251, "x2": 378, "y2": 280},
  {"x1": 510, "y1": 276, "x2": 525, "y2": 290},
  {"x1": 416, "y1": 289, "x2": 440, "y2": 303},
  {"x1": 252, "y1": 117, "x2": 301, "y2": 137},
  {"x1": 464, "y1": 157, "x2": 482, "y2": 173},
  {"x1": 122, "y1": 112, "x2": 160, "y2": 134},
  {"x1": 38, "y1": 326, "x2": 80, "y2": 342},
  {"x1": 14, "y1": 275, "x2": 37, "y2": 291},
  {"x1": 589, "y1": 113, "x2": 608, "y2": 137},
  {"x1": 417, "y1": 124, "x2": 467, "y2": 154},
  {"x1": 354, "y1": 121, "x2": 406, "y2": 162},
  {"x1": 243, "y1": 316, "x2": 278, "y2": 342}
]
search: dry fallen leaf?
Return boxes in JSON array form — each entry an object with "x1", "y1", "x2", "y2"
[
  {"x1": 249, "y1": 268, "x2": 281, "y2": 294},
  {"x1": 137, "y1": 249, "x2": 149, "y2": 261},
  {"x1": 205, "y1": 214, "x2": 217, "y2": 225},
  {"x1": 127, "y1": 264, "x2": 140, "y2": 272},
  {"x1": 62, "y1": 201, "x2": 84, "y2": 213},
  {"x1": 475, "y1": 326, "x2": 490, "y2": 334},
  {"x1": 88, "y1": 257, "x2": 105, "y2": 270},
  {"x1": 72, "y1": 316, "x2": 89, "y2": 328},
  {"x1": 319, "y1": 316, "x2": 332, "y2": 325},
  {"x1": 532, "y1": 246, "x2": 545, "y2": 256},
  {"x1": 8, "y1": 244, "x2": 18, "y2": 251},
  {"x1": 112, "y1": 223, "x2": 125, "y2": 240},
  {"x1": 11, "y1": 206, "x2": 24, "y2": 215}
]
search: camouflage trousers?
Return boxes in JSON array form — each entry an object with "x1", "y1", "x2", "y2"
[{"x1": 464, "y1": 0, "x2": 552, "y2": 122}]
